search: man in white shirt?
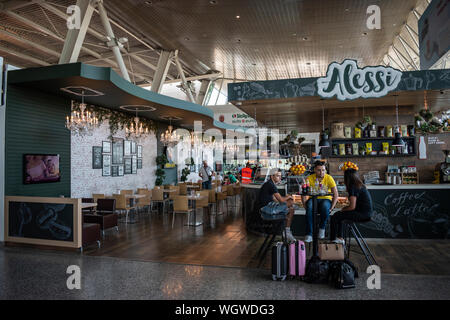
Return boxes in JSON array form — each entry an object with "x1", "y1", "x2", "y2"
[{"x1": 199, "y1": 160, "x2": 213, "y2": 189}]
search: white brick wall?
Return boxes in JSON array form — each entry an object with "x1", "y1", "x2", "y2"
[{"x1": 71, "y1": 120, "x2": 157, "y2": 198}]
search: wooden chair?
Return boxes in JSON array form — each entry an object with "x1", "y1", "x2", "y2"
[
  {"x1": 120, "y1": 190, "x2": 133, "y2": 196},
  {"x1": 151, "y1": 188, "x2": 169, "y2": 214},
  {"x1": 92, "y1": 194, "x2": 105, "y2": 203},
  {"x1": 179, "y1": 183, "x2": 187, "y2": 195},
  {"x1": 195, "y1": 181, "x2": 203, "y2": 191},
  {"x1": 112, "y1": 193, "x2": 137, "y2": 224},
  {"x1": 197, "y1": 190, "x2": 210, "y2": 221},
  {"x1": 172, "y1": 195, "x2": 194, "y2": 228},
  {"x1": 137, "y1": 188, "x2": 149, "y2": 194},
  {"x1": 167, "y1": 186, "x2": 180, "y2": 212},
  {"x1": 137, "y1": 189, "x2": 152, "y2": 214}
]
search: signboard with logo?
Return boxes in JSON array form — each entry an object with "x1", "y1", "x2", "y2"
[
  {"x1": 215, "y1": 112, "x2": 257, "y2": 128},
  {"x1": 317, "y1": 59, "x2": 403, "y2": 101},
  {"x1": 419, "y1": 0, "x2": 450, "y2": 70}
]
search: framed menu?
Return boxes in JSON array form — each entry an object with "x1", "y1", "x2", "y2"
[
  {"x1": 124, "y1": 140, "x2": 131, "y2": 156},
  {"x1": 102, "y1": 154, "x2": 111, "y2": 176},
  {"x1": 124, "y1": 158, "x2": 132, "y2": 174},
  {"x1": 92, "y1": 146, "x2": 102, "y2": 169},
  {"x1": 102, "y1": 141, "x2": 111, "y2": 154},
  {"x1": 112, "y1": 138, "x2": 124, "y2": 165},
  {"x1": 137, "y1": 158, "x2": 142, "y2": 169},
  {"x1": 111, "y1": 165, "x2": 119, "y2": 177},
  {"x1": 132, "y1": 155, "x2": 137, "y2": 174},
  {"x1": 118, "y1": 165, "x2": 124, "y2": 176},
  {"x1": 131, "y1": 142, "x2": 137, "y2": 154},
  {"x1": 137, "y1": 145, "x2": 142, "y2": 158}
]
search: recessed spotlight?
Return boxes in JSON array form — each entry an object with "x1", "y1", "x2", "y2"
[
  {"x1": 184, "y1": 37, "x2": 190, "y2": 41},
  {"x1": 236, "y1": 39, "x2": 241, "y2": 42},
  {"x1": 292, "y1": 33, "x2": 297, "y2": 37},
  {"x1": 302, "y1": 37, "x2": 308, "y2": 41},
  {"x1": 209, "y1": 0, "x2": 218, "y2": 4},
  {"x1": 145, "y1": 1, "x2": 152, "y2": 5},
  {"x1": 306, "y1": 62, "x2": 311, "y2": 65},
  {"x1": 362, "y1": 32, "x2": 368, "y2": 36},
  {"x1": 345, "y1": 8, "x2": 350, "y2": 12},
  {"x1": 236, "y1": 15, "x2": 240, "y2": 19}
]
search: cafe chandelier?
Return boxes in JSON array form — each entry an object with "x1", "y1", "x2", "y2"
[
  {"x1": 161, "y1": 119, "x2": 179, "y2": 148},
  {"x1": 65, "y1": 91, "x2": 99, "y2": 136},
  {"x1": 125, "y1": 108, "x2": 149, "y2": 140}
]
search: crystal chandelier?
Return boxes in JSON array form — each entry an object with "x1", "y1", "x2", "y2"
[
  {"x1": 65, "y1": 92, "x2": 98, "y2": 136},
  {"x1": 125, "y1": 108, "x2": 149, "y2": 140},
  {"x1": 161, "y1": 120, "x2": 179, "y2": 147}
]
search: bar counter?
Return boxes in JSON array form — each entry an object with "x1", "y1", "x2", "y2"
[{"x1": 241, "y1": 183, "x2": 450, "y2": 239}]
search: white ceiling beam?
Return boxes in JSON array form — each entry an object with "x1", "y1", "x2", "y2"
[
  {"x1": 387, "y1": 54, "x2": 403, "y2": 70},
  {"x1": 2, "y1": 9, "x2": 147, "y2": 82},
  {"x1": 150, "y1": 50, "x2": 173, "y2": 93},
  {"x1": 97, "y1": 0, "x2": 130, "y2": 81},
  {"x1": 0, "y1": 44, "x2": 50, "y2": 66},
  {"x1": 174, "y1": 49, "x2": 195, "y2": 103},
  {"x1": 164, "y1": 73, "x2": 223, "y2": 84},
  {"x1": 398, "y1": 34, "x2": 419, "y2": 57},
  {"x1": 38, "y1": 1, "x2": 168, "y2": 80},
  {"x1": 59, "y1": 0, "x2": 95, "y2": 64}
]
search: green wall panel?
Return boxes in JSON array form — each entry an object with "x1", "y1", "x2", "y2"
[{"x1": 5, "y1": 85, "x2": 71, "y2": 197}]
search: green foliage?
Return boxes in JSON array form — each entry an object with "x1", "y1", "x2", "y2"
[
  {"x1": 155, "y1": 167, "x2": 165, "y2": 186},
  {"x1": 181, "y1": 167, "x2": 191, "y2": 182},
  {"x1": 71, "y1": 103, "x2": 157, "y2": 139},
  {"x1": 156, "y1": 154, "x2": 168, "y2": 168}
]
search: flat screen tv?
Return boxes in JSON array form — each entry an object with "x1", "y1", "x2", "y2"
[{"x1": 24, "y1": 154, "x2": 61, "y2": 184}]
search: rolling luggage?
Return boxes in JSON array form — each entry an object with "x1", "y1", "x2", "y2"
[
  {"x1": 289, "y1": 240, "x2": 306, "y2": 278},
  {"x1": 272, "y1": 242, "x2": 287, "y2": 281}
]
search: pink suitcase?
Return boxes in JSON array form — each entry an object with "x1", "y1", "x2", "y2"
[{"x1": 289, "y1": 240, "x2": 306, "y2": 277}]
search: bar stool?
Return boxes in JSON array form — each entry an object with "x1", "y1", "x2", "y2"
[
  {"x1": 344, "y1": 218, "x2": 378, "y2": 266},
  {"x1": 256, "y1": 214, "x2": 287, "y2": 268}
]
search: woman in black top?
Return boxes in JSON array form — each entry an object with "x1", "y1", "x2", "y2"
[{"x1": 330, "y1": 168, "x2": 373, "y2": 244}]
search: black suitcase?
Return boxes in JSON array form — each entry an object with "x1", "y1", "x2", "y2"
[{"x1": 272, "y1": 242, "x2": 287, "y2": 281}]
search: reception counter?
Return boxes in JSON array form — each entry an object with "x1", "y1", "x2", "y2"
[{"x1": 241, "y1": 183, "x2": 450, "y2": 239}]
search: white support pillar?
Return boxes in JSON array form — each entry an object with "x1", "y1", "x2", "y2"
[
  {"x1": 59, "y1": 0, "x2": 96, "y2": 64},
  {"x1": 174, "y1": 50, "x2": 195, "y2": 103},
  {"x1": 150, "y1": 50, "x2": 173, "y2": 93},
  {"x1": 97, "y1": 0, "x2": 130, "y2": 81},
  {"x1": 196, "y1": 80, "x2": 212, "y2": 105}
]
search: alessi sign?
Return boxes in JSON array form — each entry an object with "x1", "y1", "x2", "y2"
[{"x1": 317, "y1": 59, "x2": 403, "y2": 101}]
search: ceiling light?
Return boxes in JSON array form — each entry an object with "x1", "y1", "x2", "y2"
[
  {"x1": 145, "y1": 1, "x2": 152, "y2": 5},
  {"x1": 362, "y1": 32, "x2": 368, "y2": 36},
  {"x1": 184, "y1": 37, "x2": 190, "y2": 41},
  {"x1": 209, "y1": 0, "x2": 217, "y2": 4},
  {"x1": 236, "y1": 15, "x2": 240, "y2": 19},
  {"x1": 302, "y1": 37, "x2": 308, "y2": 41}
]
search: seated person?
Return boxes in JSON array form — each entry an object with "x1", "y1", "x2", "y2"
[
  {"x1": 223, "y1": 176, "x2": 230, "y2": 185},
  {"x1": 301, "y1": 161, "x2": 338, "y2": 243},
  {"x1": 228, "y1": 172, "x2": 238, "y2": 184},
  {"x1": 330, "y1": 168, "x2": 373, "y2": 244},
  {"x1": 259, "y1": 168, "x2": 296, "y2": 243}
]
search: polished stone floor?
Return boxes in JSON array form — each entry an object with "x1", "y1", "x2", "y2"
[{"x1": 1, "y1": 246, "x2": 449, "y2": 300}]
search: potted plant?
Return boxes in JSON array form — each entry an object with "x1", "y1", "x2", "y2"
[
  {"x1": 181, "y1": 167, "x2": 190, "y2": 182},
  {"x1": 155, "y1": 154, "x2": 168, "y2": 186}
]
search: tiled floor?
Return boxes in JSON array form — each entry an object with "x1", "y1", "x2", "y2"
[{"x1": 1, "y1": 246, "x2": 449, "y2": 300}]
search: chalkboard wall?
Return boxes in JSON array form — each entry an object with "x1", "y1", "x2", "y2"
[
  {"x1": 362, "y1": 189, "x2": 450, "y2": 239},
  {"x1": 9, "y1": 201, "x2": 74, "y2": 242}
]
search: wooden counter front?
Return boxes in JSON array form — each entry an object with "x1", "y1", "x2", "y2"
[{"x1": 4, "y1": 196, "x2": 82, "y2": 249}]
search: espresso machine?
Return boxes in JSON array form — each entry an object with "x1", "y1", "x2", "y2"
[{"x1": 440, "y1": 150, "x2": 450, "y2": 183}]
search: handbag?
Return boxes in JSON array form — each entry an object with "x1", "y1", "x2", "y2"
[
  {"x1": 260, "y1": 201, "x2": 288, "y2": 221},
  {"x1": 328, "y1": 261, "x2": 356, "y2": 289},
  {"x1": 318, "y1": 243, "x2": 345, "y2": 261}
]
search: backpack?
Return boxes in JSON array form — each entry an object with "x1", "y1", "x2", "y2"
[{"x1": 328, "y1": 260, "x2": 357, "y2": 289}]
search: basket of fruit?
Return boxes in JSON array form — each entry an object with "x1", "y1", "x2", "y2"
[
  {"x1": 289, "y1": 164, "x2": 306, "y2": 175},
  {"x1": 340, "y1": 161, "x2": 359, "y2": 171}
]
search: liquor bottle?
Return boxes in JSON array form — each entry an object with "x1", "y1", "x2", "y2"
[{"x1": 418, "y1": 136, "x2": 426, "y2": 159}]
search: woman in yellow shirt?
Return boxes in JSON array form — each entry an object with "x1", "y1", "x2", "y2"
[{"x1": 301, "y1": 161, "x2": 339, "y2": 242}]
